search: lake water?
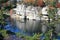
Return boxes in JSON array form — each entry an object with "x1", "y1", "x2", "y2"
[
  {"x1": 5, "y1": 16, "x2": 59, "y2": 36},
  {"x1": 4, "y1": 17, "x2": 60, "y2": 36},
  {"x1": 12, "y1": 18, "x2": 48, "y2": 34}
]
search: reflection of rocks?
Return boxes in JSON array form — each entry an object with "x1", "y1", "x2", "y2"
[
  {"x1": 42, "y1": 25, "x2": 47, "y2": 33},
  {"x1": 14, "y1": 19, "x2": 47, "y2": 33}
]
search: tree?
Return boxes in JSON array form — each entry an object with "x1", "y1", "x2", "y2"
[
  {"x1": 44, "y1": 0, "x2": 59, "y2": 40},
  {"x1": 0, "y1": 0, "x2": 16, "y2": 39},
  {"x1": 0, "y1": 0, "x2": 16, "y2": 27},
  {"x1": 0, "y1": 0, "x2": 9, "y2": 26}
]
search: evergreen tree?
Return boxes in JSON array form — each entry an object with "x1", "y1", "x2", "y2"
[{"x1": 0, "y1": 0, "x2": 16, "y2": 26}]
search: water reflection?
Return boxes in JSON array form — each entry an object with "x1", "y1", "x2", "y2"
[
  {"x1": 12, "y1": 19, "x2": 47, "y2": 33},
  {"x1": 10, "y1": 17, "x2": 60, "y2": 35}
]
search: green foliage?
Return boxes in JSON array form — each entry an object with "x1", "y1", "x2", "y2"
[
  {"x1": 25, "y1": 36, "x2": 32, "y2": 40},
  {"x1": 44, "y1": 30, "x2": 52, "y2": 40},
  {"x1": 0, "y1": 29, "x2": 8, "y2": 37},
  {"x1": 48, "y1": 8, "x2": 57, "y2": 19},
  {"x1": 0, "y1": 0, "x2": 16, "y2": 39},
  {"x1": 0, "y1": 0, "x2": 16, "y2": 10},
  {"x1": 16, "y1": 33, "x2": 41, "y2": 40},
  {"x1": 4, "y1": 4, "x2": 16, "y2": 11},
  {"x1": 16, "y1": 32, "x2": 21, "y2": 37},
  {"x1": 43, "y1": 0, "x2": 59, "y2": 40},
  {"x1": 0, "y1": 0, "x2": 16, "y2": 25},
  {"x1": 25, "y1": 33, "x2": 40, "y2": 40},
  {"x1": 0, "y1": 10, "x2": 6, "y2": 25},
  {"x1": 4, "y1": 5, "x2": 12, "y2": 11}
]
